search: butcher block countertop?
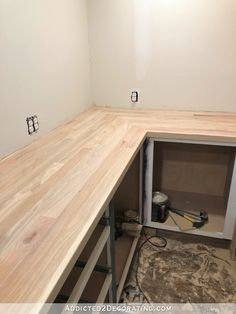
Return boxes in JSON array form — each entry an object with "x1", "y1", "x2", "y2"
[{"x1": 1, "y1": 106, "x2": 236, "y2": 303}]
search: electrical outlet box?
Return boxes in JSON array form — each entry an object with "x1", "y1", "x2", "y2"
[
  {"x1": 131, "y1": 91, "x2": 139, "y2": 103},
  {"x1": 26, "y1": 115, "x2": 39, "y2": 135}
]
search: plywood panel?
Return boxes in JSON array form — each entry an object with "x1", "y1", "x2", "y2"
[{"x1": 113, "y1": 153, "x2": 140, "y2": 214}]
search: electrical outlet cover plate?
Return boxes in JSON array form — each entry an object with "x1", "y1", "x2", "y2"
[
  {"x1": 26, "y1": 115, "x2": 39, "y2": 135},
  {"x1": 131, "y1": 90, "x2": 139, "y2": 103}
]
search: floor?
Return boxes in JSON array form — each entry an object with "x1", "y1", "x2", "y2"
[{"x1": 121, "y1": 230, "x2": 236, "y2": 303}]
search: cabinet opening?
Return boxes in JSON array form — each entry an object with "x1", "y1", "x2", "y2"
[
  {"x1": 112, "y1": 151, "x2": 141, "y2": 301},
  {"x1": 56, "y1": 224, "x2": 109, "y2": 303},
  {"x1": 152, "y1": 142, "x2": 235, "y2": 234},
  {"x1": 55, "y1": 151, "x2": 142, "y2": 304},
  {"x1": 113, "y1": 152, "x2": 140, "y2": 216}
]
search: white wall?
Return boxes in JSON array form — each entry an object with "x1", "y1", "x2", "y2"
[
  {"x1": 88, "y1": 0, "x2": 236, "y2": 112},
  {"x1": 1, "y1": 0, "x2": 236, "y2": 158},
  {"x1": 0, "y1": 0, "x2": 91, "y2": 158}
]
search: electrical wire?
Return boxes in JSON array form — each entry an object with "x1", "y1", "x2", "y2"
[
  {"x1": 116, "y1": 217, "x2": 167, "y2": 302},
  {"x1": 135, "y1": 228, "x2": 167, "y2": 303}
]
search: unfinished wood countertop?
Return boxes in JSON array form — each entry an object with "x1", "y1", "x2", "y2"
[{"x1": 1, "y1": 107, "x2": 236, "y2": 303}]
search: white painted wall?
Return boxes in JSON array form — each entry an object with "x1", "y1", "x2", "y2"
[
  {"x1": 0, "y1": 0, "x2": 91, "y2": 158},
  {"x1": 1, "y1": 0, "x2": 236, "y2": 158},
  {"x1": 88, "y1": 0, "x2": 236, "y2": 112}
]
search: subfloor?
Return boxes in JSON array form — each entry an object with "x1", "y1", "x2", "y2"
[{"x1": 121, "y1": 230, "x2": 236, "y2": 303}]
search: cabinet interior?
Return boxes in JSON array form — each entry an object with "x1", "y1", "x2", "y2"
[{"x1": 153, "y1": 142, "x2": 235, "y2": 233}]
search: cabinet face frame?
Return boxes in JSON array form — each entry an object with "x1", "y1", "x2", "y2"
[{"x1": 143, "y1": 138, "x2": 236, "y2": 239}]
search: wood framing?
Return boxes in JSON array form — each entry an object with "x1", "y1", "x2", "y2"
[
  {"x1": 96, "y1": 274, "x2": 112, "y2": 303},
  {"x1": 116, "y1": 236, "x2": 139, "y2": 301},
  {"x1": 67, "y1": 226, "x2": 110, "y2": 303}
]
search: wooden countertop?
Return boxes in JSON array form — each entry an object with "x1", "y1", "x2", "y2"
[{"x1": 1, "y1": 106, "x2": 236, "y2": 303}]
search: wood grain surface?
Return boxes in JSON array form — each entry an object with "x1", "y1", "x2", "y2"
[{"x1": 0, "y1": 106, "x2": 236, "y2": 303}]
